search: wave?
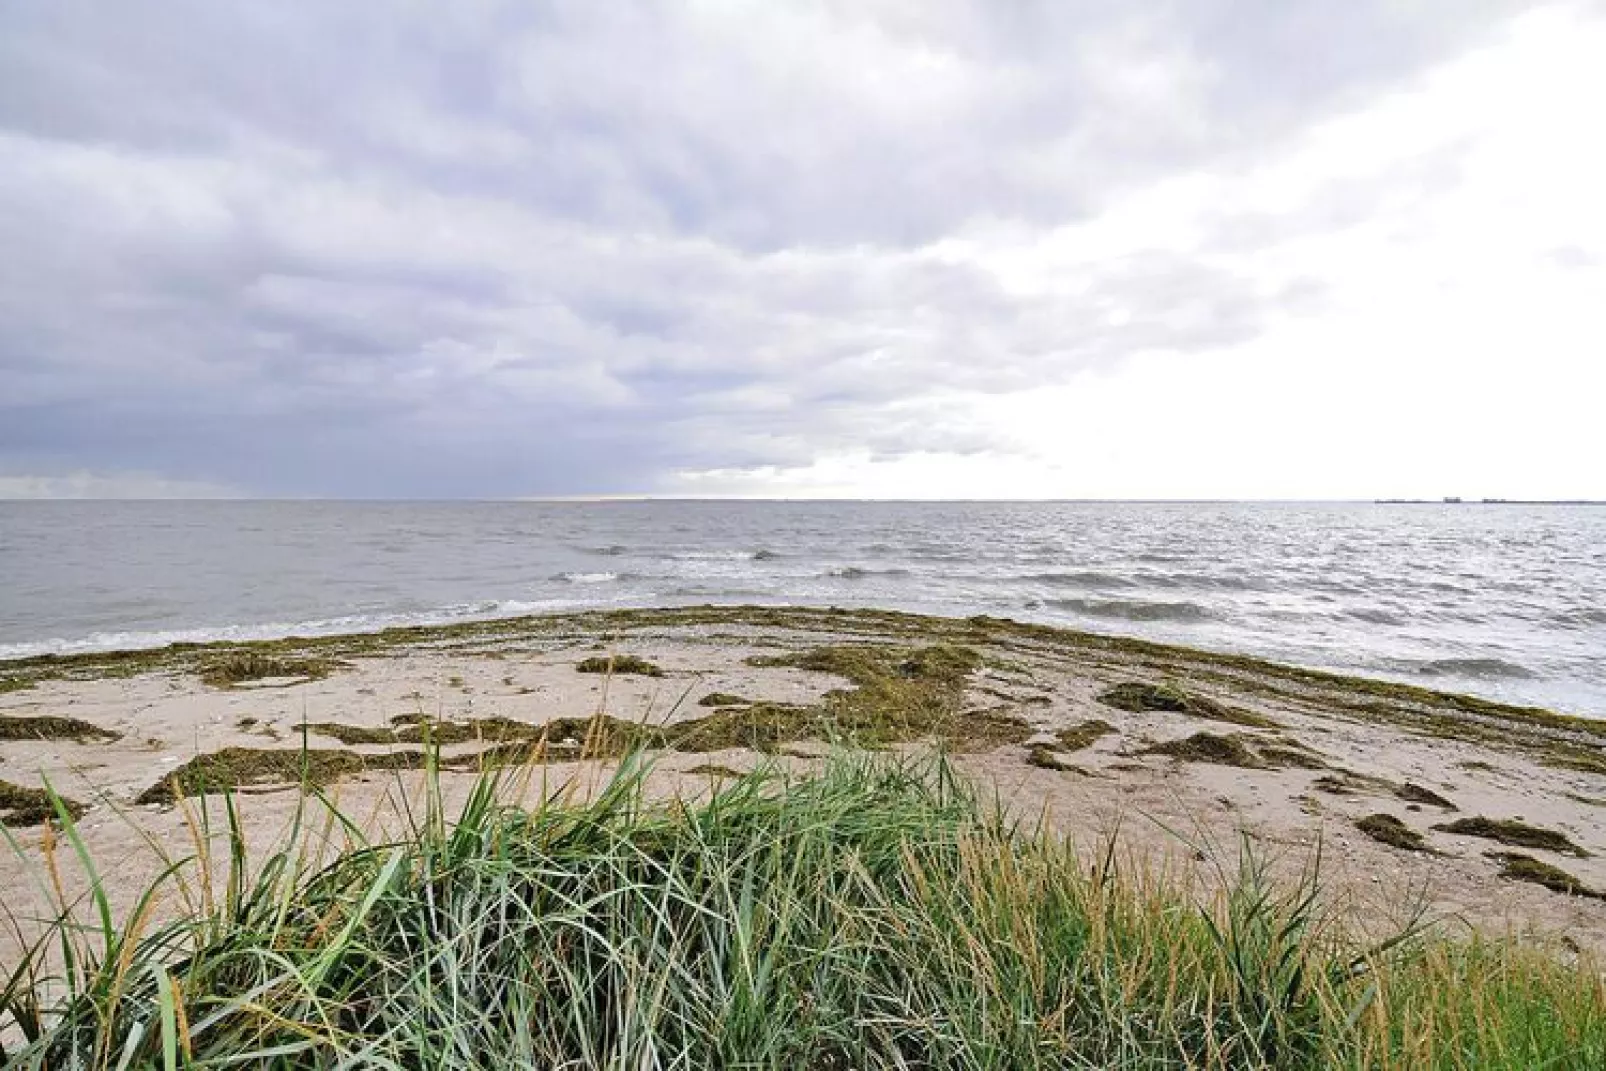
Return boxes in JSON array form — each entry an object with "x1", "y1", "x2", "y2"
[
  {"x1": 583, "y1": 544, "x2": 629, "y2": 557},
  {"x1": 0, "y1": 598, "x2": 617, "y2": 661},
  {"x1": 1345, "y1": 608, "x2": 1406, "y2": 626},
  {"x1": 1143, "y1": 572, "x2": 1257, "y2": 592},
  {"x1": 1412, "y1": 657, "x2": 1536, "y2": 681},
  {"x1": 553, "y1": 571, "x2": 623, "y2": 584},
  {"x1": 1046, "y1": 597, "x2": 1213, "y2": 624},
  {"x1": 824, "y1": 566, "x2": 912, "y2": 579},
  {"x1": 1021, "y1": 571, "x2": 1136, "y2": 590},
  {"x1": 661, "y1": 549, "x2": 778, "y2": 562},
  {"x1": 1547, "y1": 608, "x2": 1606, "y2": 629}
]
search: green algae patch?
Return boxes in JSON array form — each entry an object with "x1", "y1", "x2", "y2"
[
  {"x1": 1434, "y1": 816, "x2": 1589, "y2": 858},
  {"x1": 1355, "y1": 813, "x2": 1431, "y2": 853},
  {"x1": 136, "y1": 747, "x2": 430, "y2": 805},
  {"x1": 199, "y1": 653, "x2": 340, "y2": 688},
  {"x1": 576, "y1": 654, "x2": 665, "y2": 677},
  {"x1": 0, "y1": 714, "x2": 120, "y2": 744},
  {"x1": 1055, "y1": 719, "x2": 1115, "y2": 752},
  {"x1": 0, "y1": 780, "x2": 86, "y2": 827},
  {"x1": 1097, "y1": 682, "x2": 1279, "y2": 729},
  {"x1": 1487, "y1": 853, "x2": 1603, "y2": 898}
]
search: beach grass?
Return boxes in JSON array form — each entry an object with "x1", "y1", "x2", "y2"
[{"x1": 1, "y1": 751, "x2": 1602, "y2": 1069}]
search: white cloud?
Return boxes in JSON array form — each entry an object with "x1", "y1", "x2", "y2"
[
  {"x1": 669, "y1": 3, "x2": 1606, "y2": 499},
  {"x1": 2, "y1": 0, "x2": 1596, "y2": 498}
]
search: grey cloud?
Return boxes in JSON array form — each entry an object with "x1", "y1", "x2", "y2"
[{"x1": 0, "y1": 1, "x2": 1550, "y2": 496}]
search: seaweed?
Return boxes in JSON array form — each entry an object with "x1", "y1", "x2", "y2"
[
  {"x1": 0, "y1": 780, "x2": 86, "y2": 827},
  {"x1": 136, "y1": 748, "x2": 430, "y2": 805},
  {"x1": 1096, "y1": 682, "x2": 1279, "y2": 729},
  {"x1": 1255, "y1": 741, "x2": 1328, "y2": 770},
  {"x1": 1025, "y1": 744, "x2": 1087, "y2": 774},
  {"x1": 1487, "y1": 852, "x2": 1602, "y2": 898},
  {"x1": 1054, "y1": 719, "x2": 1115, "y2": 752},
  {"x1": 576, "y1": 655, "x2": 665, "y2": 677},
  {"x1": 1355, "y1": 813, "x2": 1431, "y2": 853},
  {"x1": 468, "y1": 717, "x2": 669, "y2": 767},
  {"x1": 305, "y1": 716, "x2": 556, "y2": 747},
  {"x1": 723, "y1": 643, "x2": 1026, "y2": 753},
  {"x1": 698, "y1": 692, "x2": 751, "y2": 708},
  {"x1": 199, "y1": 653, "x2": 339, "y2": 688},
  {"x1": 1141, "y1": 732, "x2": 1264, "y2": 769},
  {"x1": 1433, "y1": 817, "x2": 1589, "y2": 858},
  {"x1": 0, "y1": 715, "x2": 120, "y2": 744},
  {"x1": 303, "y1": 723, "x2": 404, "y2": 746},
  {"x1": 1396, "y1": 782, "x2": 1457, "y2": 810},
  {"x1": 684, "y1": 764, "x2": 745, "y2": 779}
]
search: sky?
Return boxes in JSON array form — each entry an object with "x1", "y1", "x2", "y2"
[{"x1": 2, "y1": 1, "x2": 1603, "y2": 501}]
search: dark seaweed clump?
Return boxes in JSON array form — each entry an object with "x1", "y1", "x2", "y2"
[
  {"x1": 1355, "y1": 814, "x2": 1431, "y2": 853},
  {"x1": 1025, "y1": 744, "x2": 1086, "y2": 774},
  {"x1": 1055, "y1": 719, "x2": 1115, "y2": 751},
  {"x1": 200, "y1": 654, "x2": 339, "y2": 688},
  {"x1": 1140, "y1": 731, "x2": 1324, "y2": 770},
  {"x1": 1097, "y1": 682, "x2": 1278, "y2": 729},
  {"x1": 0, "y1": 715, "x2": 120, "y2": 744},
  {"x1": 698, "y1": 692, "x2": 751, "y2": 707},
  {"x1": 1396, "y1": 782, "x2": 1457, "y2": 810},
  {"x1": 0, "y1": 780, "x2": 86, "y2": 827},
  {"x1": 1433, "y1": 817, "x2": 1588, "y2": 858},
  {"x1": 576, "y1": 655, "x2": 665, "y2": 677},
  {"x1": 1487, "y1": 853, "x2": 1602, "y2": 898}
]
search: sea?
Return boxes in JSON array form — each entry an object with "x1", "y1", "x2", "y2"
[{"x1": 1, "y1": 501, "x2": 1602, "y2": 717}]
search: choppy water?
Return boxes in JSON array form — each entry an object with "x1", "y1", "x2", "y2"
[{"x1": 1, "y1": 501, "x2": 1602, "y2": 716}]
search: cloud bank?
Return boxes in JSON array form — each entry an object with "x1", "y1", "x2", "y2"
[{"x1": 2, "y1": 1, "x2": 1601, "y2": 498}]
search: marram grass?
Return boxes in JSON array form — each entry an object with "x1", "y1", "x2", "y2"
[{"x1": 2, "y1": 754, "x2": 1602, "y2": 1069}]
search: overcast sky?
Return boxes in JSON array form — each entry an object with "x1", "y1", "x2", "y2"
[{"x1": 2, "y1": 1, "x2": 1602, "y2": 500}]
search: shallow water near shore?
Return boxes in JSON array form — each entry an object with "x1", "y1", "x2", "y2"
[{"x1": 1, "y1": 499, "x2": 1603, "y2": 715}]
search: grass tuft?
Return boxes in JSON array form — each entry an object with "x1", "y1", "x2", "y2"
[{"x1": 3, "y1": 756, "x2": 1602, "y2": 1069}]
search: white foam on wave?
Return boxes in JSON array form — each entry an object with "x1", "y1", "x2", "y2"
[
  {"x1": 0, "y1": 594, "x2": 651, "y2": 660},
  {"x1": 555, "y1": 571, "x2": 621, "y2": 584}
]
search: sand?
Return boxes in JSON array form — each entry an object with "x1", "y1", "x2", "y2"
[{"x1": 2, "y1": 605, "x2": 1603, "y2": 966}]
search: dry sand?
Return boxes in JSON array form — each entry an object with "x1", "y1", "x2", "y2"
[{"x1": 3, "y1": 605, "x2": 1603, "y2": 966}]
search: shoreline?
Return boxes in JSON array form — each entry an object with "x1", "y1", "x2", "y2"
[{"x1": 3, "y1": 603, "x2": 1604, "y2": 959}]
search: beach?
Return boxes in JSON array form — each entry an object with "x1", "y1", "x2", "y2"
[{"x1": 5, "y1": 604, "x2": 1603, "y2": 964}]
